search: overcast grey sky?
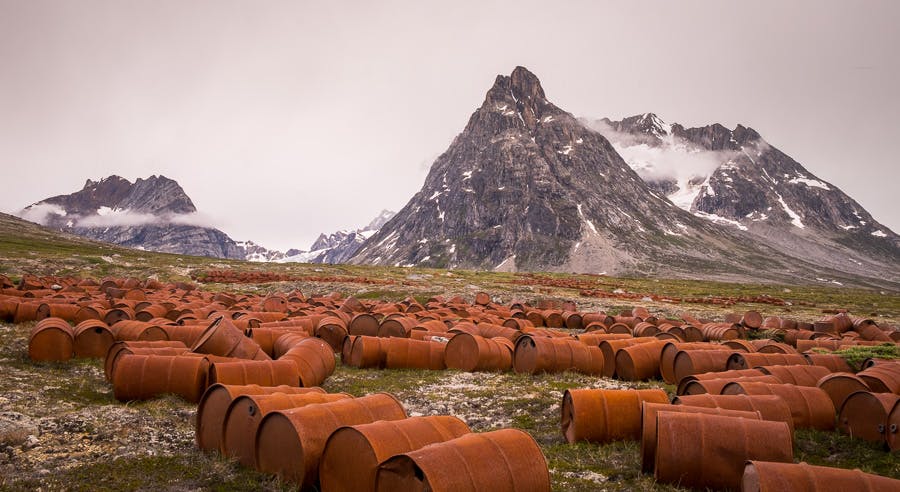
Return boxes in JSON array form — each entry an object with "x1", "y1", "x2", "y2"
[{"x1": 1, "y1": 0, "x2": 897, "y2": 251}]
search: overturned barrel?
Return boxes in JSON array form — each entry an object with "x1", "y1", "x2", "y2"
[
  {"x1": 320, "y1": 416, "x2": 471, "y2": 492},
  {"x1": 561, "y1": 388, "x2": 668, "y2": 443},
  {"x1": 655, "y1": 412, "x2": 793, "y2": 490},
  {"x1": 375, "y1": 428, "x2": 550, "y2": 492},
  {"x1": 255, "y1": 393, "x2": 407, "y2": 487},
  {"x1": 742, "y1": 460, "x2": 900, "y2": 491}
]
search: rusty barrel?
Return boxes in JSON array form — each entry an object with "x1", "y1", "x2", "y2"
[
  {"x1": 722, "y1": 339, "x2": 757, "y2": 352},
  {"x1": 378, "y1": 316, "x2": 417, "y2": 338},
  {"x1": 817, "y1": 372, "x2": 871, "y2": 411},
  {"x1": 857, "y1": 362, "x2": 900, "y2": 394},
  {"x1": 104, "y1": 340, "x2": 188, "y2": 381},
  {"x1": 654, "y1": 412, "x2": 792, "y2": 490},
  {"x1": 679, "y1": 375, "x2": 781, "y2": 396},
  {"x1": 632, "y1": 322, "x2": 660, "y2": 338},
  {"x1": 726, "y1": 352, "x2": 808, "y2": 370},
  {"x1": 29, "y1": 317, "x2": 74, "y2": 361},
  {"x1": 614, "y1": 340, "x2": 667, "y2": 381},
  {"x1": 348, "y1": 336, "x2": 390, "y2": 369},
  {"x1": 192, "y1": 316, "x2": 270, "y2": 361},
  {"x1": 255, "y1": 393, "x2": 407, "y2": 487},
  {"x1": 316, "y1": 316, "x2": 349, "y2": 352},
  {"x1": 756, "y1": 364, "x2": 831, "y2": 386},
  {"x1": 244, "y1": 327, "x2": 289, "y2": 358},
  {"x1": 640, "y1": 402, "x2": 761, "y2": 474},
  {"x1": 659, "y1": 342, "x2": 725, "y2": 384},
  {"x1": 515, "y1": 336, "x2": 604, "y2": 375},
  {"x1": 676, "y1": 369, "x2": 766, "y2": 395},
  {"x1": 195, "y1": 383, "x2": 324, "y2": 452},
  {"x1": 348, "y1": 313, "x2": 380, "y2": 337},
  {"x1": 561, "y1": 388, "x2": 668, "y2": 443},
  {"x1": 208, "y1": 359, "x2": 300, "y2": 387},
  {"x1": 445, "y1": 333, "x2": 513, "y2": 372},
  {"x1": 278, "y1": 337, "x2": 336, "y2": 387},
  {"x1": 599, "y1": 338, "x2": 657, "y2": 378},
  {"x1": 161, "y1": 324, "x2": 208, "y2": 347},
  {"x1": 889, "y1": 399, "x2": 900, "y2": 451},
  {"x1": 375, "y1": 428, "x2": 550, "y2": 492},
  {"x1": 673, "y1": 394, "x2": 795, "y2": 437},
  {"x1": 672, "y1": 349, "x2": 733, "y2": 383},
  {"x1": 742, "y1": 460, "x2": 900, "y2": 491},
  {"x1": 757, "y1": 342, "x2": 799, "y2": 354},
  {"x1": 721, "y1": 381, "x2": 835, "y2": 430},
  {"x1": 273, "y1": 332, "x2": 310, "y2": 358},
  {"x1": 385, "y1": 338, "x2": 446, "y2": 370},
  {"x1": 320, "y1": 416, "x2": 472, "y2": 492},
  {"x1": 838, "y1": 390, "x2": 900, "y2": 444},
  {"x1": 14, "y1": 301, "x2": 51, "y2": 323},
  {"x1": 574, "y1": 333, "x2": 629, "y2": 346},
  {"x1": 73, "y1": 319, "x2": 115, "y2": 358},
  {"x1": 804, "y1": 353, "x2": 854, "y2": 373},
  {"x1": 341, "y1": 335, "x2": 357, "y2": 364},
  {"x1": 223, "y1": 391, "x2": 352, "y2": 467},
  {"x1": 112, "y1": 354, "x2": 209, "y2": 403},
  {"x1": 700, "y1": 322, "x2": 742, "y2": 341}
]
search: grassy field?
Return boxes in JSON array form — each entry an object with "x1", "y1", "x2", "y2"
[{"x1": 1, "y1": 215, "x2": 899, "y2": 490}]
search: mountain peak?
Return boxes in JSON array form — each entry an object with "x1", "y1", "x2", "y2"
[{"x1": 509, "y1": 66, "x2": 545, "y2": 101}]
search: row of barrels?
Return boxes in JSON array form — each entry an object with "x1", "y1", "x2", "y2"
[
  {"x1": 561, "y1": 387, "x2": 900, "y2": 490},
  {"x1": 30, "y1": 315, "x2": 337, "y2": 402},
  {"x1": 194, "y1": 384, "x2": 551, "y2": 491}
]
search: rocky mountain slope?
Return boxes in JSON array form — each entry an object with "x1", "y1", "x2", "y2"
[
  {"x1": 351, "y1": 67, "x2": 898, "y2": 289},
  {"x1": 590, "y1": 113, "x2": 899, "y2": 283},
  {"x1": 21, "y1": 176, "x2": 245, "y2": 260},
  {"x1": 279, "y1": 210, "x2": 395, "y2": 264}
]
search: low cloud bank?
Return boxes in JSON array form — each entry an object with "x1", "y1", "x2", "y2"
[
  {"x1": 17, "y1": 204, "x2": 217, "y2": 229},
  {"x1": 585, "y1": 119, "x2": 737, "y2": 183}
]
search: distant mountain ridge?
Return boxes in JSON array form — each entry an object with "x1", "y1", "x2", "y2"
[
  {"x1": 589, "y1": 113, "x2": 899, "y2": 280},
  {"x1": 349, "y1": 67, "x2": 899, "y2": 289},
  {"x1": 278, "y1": 210, "x2": 395, "y2": 264},
  {"x1": 18, "y1": 175, "x2": 291, "y2": 260}
]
